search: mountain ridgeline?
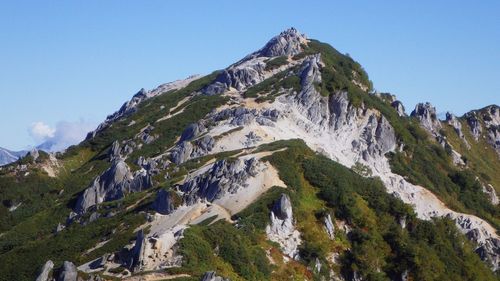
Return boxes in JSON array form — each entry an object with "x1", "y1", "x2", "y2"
[{"x1": 0, "y1": 28, "x2": 499, "y2": 281}]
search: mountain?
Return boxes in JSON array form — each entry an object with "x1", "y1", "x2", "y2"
[
  {"x1": 0, "y1": 147, "x2": 27, "y2": 166},
  {"x1": 1, "y1": 28, "x2": 499, "y2": 281}
]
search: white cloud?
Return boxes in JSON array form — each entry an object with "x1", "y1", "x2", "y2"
[
  {"x1": 29, "y1": 122, "x2": 56, "y2": 142},
  {"x1": 28, "y1": 120, "x2": 96, "y2": 152}
]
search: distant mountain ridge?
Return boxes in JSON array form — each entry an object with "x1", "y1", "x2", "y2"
[{"x1": 0, "y1": 147, "x2": 27, "y2": 166}]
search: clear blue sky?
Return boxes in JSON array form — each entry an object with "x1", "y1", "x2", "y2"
[{"x1": 1, "y1": 1, "x2": 499, "y2": 150}]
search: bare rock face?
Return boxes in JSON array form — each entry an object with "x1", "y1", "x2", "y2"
[
  {"x1": 57, "y1": 261, "x2": 77, "y2": 281},
  {"x1": 170, "y1": 135, "x2": 215, "y2": 165},
  {"x1": 202, "y1": 58, "x2": 267, "y2": 95},
  {"x1": 266, "y1": 194, "x2": 301, "y2": 259},
  {"x1": 465, "y1": 112, "x2": 482, "y2": 141},
  {"x1": 170, "y1": 141, "x2": 194, "y2": 165},
  {"x1": 482, "y1": 183, "x2": 499, "y2": 206},
  {"x1": 446, "y1": 112, "x2": 470, "y2": 148},
  {"x1": 324, "y1": 214, "x2": 335, "y2": 240},
  {"x1": 201, "y1": 271, "x2": 230, "y2": 281},
  {"x1": 391, "y1": 100, "x2": 406, "y2": 117},
  {"x1": 180, "y1": 158, "x2": 259, "y2": 205},
  {"x1": 483, "y1": 106, "x2": 500, "y2": 155},
  {"x1": 108, "y1": 140, "x2": 121, "y2": 161},
  {"x1": 152, "y1": 189, "x2": 174, "y2": 215},
  {"x1": 411, "y1": 102, "x2": 442, "y2": 134},
  {"x1": 131, "y1": 226, "x2": 185, "y2": 272},
  {"x1": 180, "y1": 123, "x2": 206, "y2": 142},
  {"x1": 487, "y1": 127, "x2": 500, "y2": 156},
  {"x1": 463, "y1": 105, "x2": 500, "y2": 155},
  {"x1": 35, "y1": 260, "x2": 54, "y2": 281},
  {"x1": 452, "y1": 215, "x2": 500, "y2": 271},
  {"x1": 74, "y1": 160, "x2": 153, "y2": 214},
  {"x1": 253, "y1": 27, "x2": 306, "y2": 58},
  {"x1": 201, "y1": 28, "x2": 306, "y2": 96}
]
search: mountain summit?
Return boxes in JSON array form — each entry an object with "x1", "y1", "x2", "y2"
[{"x1": 1, "y1": 28, "x2": 499, "y2": 281}]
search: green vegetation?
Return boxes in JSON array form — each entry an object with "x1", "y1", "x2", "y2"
[
  {"x1": 244, "y1": 69, "x2": 301, "y2": 103},
  {"x1": 177, "y1": 221, "x2": 271, "y2": 281},
  {"x1": 301, "y1": 40, "x2": 372, "y2": 102},
  {"x1": 248, "y1": 140, "x2": 497, "y2": 280},
  {"x1": 265, "y1": 56, "x2": 288, "y2": 71}
]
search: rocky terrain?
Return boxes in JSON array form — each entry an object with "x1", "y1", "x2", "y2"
[{"x1": 1, "y1": 28, "x2": 499, "y2": 281}]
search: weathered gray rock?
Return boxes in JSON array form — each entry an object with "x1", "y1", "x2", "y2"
[
  {"x1": 180, "y1": 123, "x2": 206, "y2": 142},
  {"x1": 152, "y1": 189, "x2": 175, "y2": 215},
  {"x1": 324, "y1": 214, "x2": 335, "y2": 240},
  {"x1": 486, "y1": 126, "x2": 500, "y2": 156},
  {"x1": 201, "y1": 271, "x2": 229, "y2": 281},
  {"x1": 130, "y1": 225, "x2": 185, "y2": 272},
  {"x1": 253, "y1": 27, "x2": 306, "y2": 58},
  {"x1": 193, "y1": 135, "x2": 216, "y2": 155},
  {"x1": 35, "y1": 260, "x2": 54, "y2": 281},
  {"x1": 136, "y1": 124, "x2": 157, "y2": 144},
  {"x1": 74, "y1": 160, "x2": 153, "y2": 214},
  {"x1": 54, "y1": 223, "x2": 65, "y2": 233},
  {"x1": 170, "y1": 141, "x2": 194, "y2": 165},
  {"x1": 411, "y1": 102, "x2": 442, "y2": 134},
  {"x1": 482, "y1": 183, "x2": 499, "y2": 205},
  {"x1": 391, "y1": 100, "x2": 406, "y2": 117},
  {"x1": 464, "y1": 105, "x2": 500, "y2": 155},
  {"x1": 272, "y1": 194, "x2": 293, "y2": 220},
  {"x1": 362, "y1": 115, "x2": 397, "y2": 160},
  {"x1": 453, "y1": 214, "x2": 500, "y2": 271},
  {"x1": 27, "y1": 149, "x2": 40, "y2": 162},
  {"x1": 295, "y1": 54, "x2": 328, "y2": 126},
  {"x1": 465, "y1": 112, "x2": 482, "y2": 141},
  {"x1": 181, "y1": 158, "x2": 259, "y2": 205},
  {"x1": 131, "y1": 229, "x2": 146, "y2": 272},
  {"x1": 445, "y1": 112, "x2": 471, "y2": 149},
  {"x1": 266, "y1": 194, "x2": 301, "y2": 259},
  {"x1": 201, "y1": 60, "x2": 266, "y2": 95},
  {"x1": 57, "y1": 261, "x2": 77, "y2": 281},
  {"x1": 108, "y1": 140, "x2": 121, "y2": 161}
]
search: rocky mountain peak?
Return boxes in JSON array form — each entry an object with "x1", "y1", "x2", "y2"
[
  {"x1": 254, "y1": 27, "x2": 307, "y2": 58},
  {"x1": 410, "y1": 102, "x2": 442, "y2": 133}
]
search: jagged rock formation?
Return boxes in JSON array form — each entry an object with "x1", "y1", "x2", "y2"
[
  {"x1": 465, "y1": 111, "x2": 483, "y2": 141},
  {"x1": 324, "y1": 214, "x2": 335, "y2": 240},
  {"x1": 87, "y1": 75, "x2": 201, "y2": 139},
  {"x1": 152, "y1": 189, "x2": 174, "y2": 215},
  {"x1": 57, "y1": 261, "x2": 77, "y2": 281},
  {"x1": 180, "y1": 157, "x2": 259, "y2": 205},
  {"x1": 411, "y1": 102, "x2": 442, "y2": 134},
  {"x1": 170, "y1": 135, "x2": 215, "y2": 164},
  {"x1": 266, "y1": 194, "x2": 301, "y2": 259},
  {"x1": 452, "y1": 215, "x2": 500, "y2": 271},
  {"x1": 391, "y1": 100, "x2": 406, "y2": 117},
  {"x1": 446, "y1": 112, "x2": 470, "y2": 148},
  {"x1": 74, "y1": 159, "x2": 153, "y2": 214},
  {"x1": 35, "y1": 260, "x2": 54, "y2": 281},
  {"x1": 253, "y1": 27, "x2": 306, "y2": 58},
  {"x1": 131, "y1": 226, "x2": 185, "y2": 272},
  {"x1": 460, "y1": 105, "x2": 500, "y2": 156}
]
